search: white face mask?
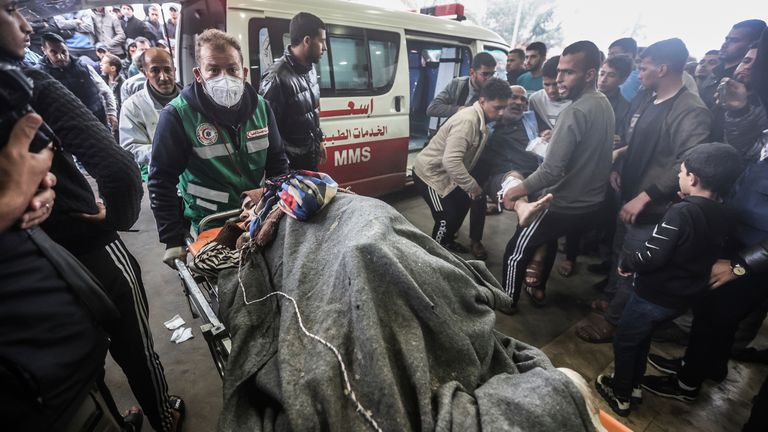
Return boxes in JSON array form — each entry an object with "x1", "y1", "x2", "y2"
[{"x1": 201, "y1": 74, "x2": 245, "y2": 108}]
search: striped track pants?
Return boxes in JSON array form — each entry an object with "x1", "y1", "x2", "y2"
[{"x1": 77, "y1": 238, "x2": 174, "y2": 432}]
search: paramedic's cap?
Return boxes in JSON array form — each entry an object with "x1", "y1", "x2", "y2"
[{"x1": 41, "y1": 33, "x2": 66, "y2": 45}]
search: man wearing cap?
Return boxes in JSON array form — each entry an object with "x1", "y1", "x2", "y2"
[
  {"x1": 90, "y1": 6, "x2": 125, "y2": 57},
  {"x1": 38, "y1": 32, "x2": 118, "y2": 131}
]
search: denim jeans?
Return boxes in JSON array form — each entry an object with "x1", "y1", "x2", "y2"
[
  {"x1": 612, "y1": 293, "x2": 680, "y2": 398},
  {"x1": 605, "y1": 221, "x2": 656, "y2": 325}
]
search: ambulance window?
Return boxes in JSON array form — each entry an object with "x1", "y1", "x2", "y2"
[
  {"x1": 328, "y1": 35, "x2": 368, "y2": 90},
  {"x1": 369, "y1": 38, "x2": 398, "y2": 88},
  {"x1": 483, "y1": 46, "x2": 509, "y2": 78}
]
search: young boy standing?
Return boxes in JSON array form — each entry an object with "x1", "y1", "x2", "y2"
[{"x1": 595, "y1": 143, "x2": 744, "y2": 416}]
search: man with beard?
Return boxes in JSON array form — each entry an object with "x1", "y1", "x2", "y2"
[
  {"x1": 500, "y1": 41, "x2": 614, "y2": 310},
  {"x1": 695, "y1": 50, "x2": 720, "y2": 90},
  {"x1": 507, "y1": 48, "x2": 525, "y2": 85},
  {"x1": 720, "y1": 42, "x2": 768, "y2": 163},
  {"x1": 149, "y1": 29, "x2": 288, "y2": 268},
  {"x1": 517, "y1": 41, "x2": 547, "y2": 93},
  {"x1": 120, "y1": 48, "x2": 180, "y2": 181},
  {"x1": 260, "y1": 12, "x2": 326, "y2": 170}
]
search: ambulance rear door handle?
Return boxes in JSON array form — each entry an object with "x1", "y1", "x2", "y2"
[{"x1": 394, "y1": 95, "x2": 404, "y2": 112}]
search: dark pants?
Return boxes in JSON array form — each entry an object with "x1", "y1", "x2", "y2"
[
  {"x1": 744, "y1": 375, "x2": 768, "y2": 432},
  {"x1": 469, "y1": 172, "x2": 506, "y2": 242},
  {"x1": 414, "y1": 174, "x2": 472, "y2": 245},
  {"x1": 287, "y1": 149, "x2": 319, "y2": 172},
  {"x1": 501, "y1": 207, "x2": 601, "y2": 303},
  {"x1": 612, "y1": 293, "x2": 679, "y2": 398},
  {"x1": 77, "y1": 239, "x2": 173, "y2": 432},
  {"x1": 604, "y1": 220, "x2": 656, "y2": 325},
  {"x1": 678, "y1": 273, "x2": 768, "y2": 388}
]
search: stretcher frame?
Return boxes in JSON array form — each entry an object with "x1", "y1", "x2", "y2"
[{"x1": 174, "y1": 209, "x2": 241, "y2": 378}]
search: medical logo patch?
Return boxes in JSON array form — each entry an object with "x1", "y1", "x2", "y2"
[
  {"x1": 196, "y1": 123, "x2": 218, "y2": 145},
  {"x1": 246, "y1": 127, "x2": 269, "y2": 139}
]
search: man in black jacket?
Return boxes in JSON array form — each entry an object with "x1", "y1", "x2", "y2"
[
  {"x1": 0, "y1": 6, "x2": 183, "y2": 431},
  {"x1": 120, "y1": 4, "x2": 151, "y2": 41},
  {"x1": 259, "y1": 12, "x2": 326, "y2": 171}
]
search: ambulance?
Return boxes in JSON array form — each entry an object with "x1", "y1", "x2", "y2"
[{"x1": 176, "y1": 0, "x2": 510, "y2": 196}]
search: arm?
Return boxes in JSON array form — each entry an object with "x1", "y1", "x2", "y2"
[
  {"x1": 88, "y1": 65, "x2": 117, "y2": 118},
  {"x1": 646, "y1": 103, "x2": 710, "y2": 201},
  {"x1": 522, "y1": 105, "x2": 585, "y2": 195},
  {"x1": 724, "y1": 100, "x2": 768, "y2": 160},
  {"x1": 426, "y1": 79, "x2": 461, "y2": 118},
  {"x1": 441, "y1": 119, "x2": 480, "y2": 194},
  {"x1": 259, "y1": 72, "x2": 295, "y2": 153},
  {"x1": 620, "y1": 206, "x2": 685, "y2": 273},
  {"x1": 26, "y1": 69, "x2": 142, "y2": 230},
  {"x1": 148, "y1": 106, "x2": 192, "y2": 248},
  {"x1": 264, "y1": 103, "x2": 289, "y2": 177},
  {"x1": 108, "y1": 17, "x2": 126, "y2": 50},
  {"x1": 119, "y1": 98, "x2": 153, "y2": 165},
  {"x1": 739, "y1": 240, "x2": 768, "y2": 275}
]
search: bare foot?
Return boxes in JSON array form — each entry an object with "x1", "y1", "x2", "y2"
[{"x1": 514, "y1": 193, "x2": 553, "y2": 227}]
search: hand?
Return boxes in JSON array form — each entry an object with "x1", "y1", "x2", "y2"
[
  {"x1": 540, "y1": 129, "x2": 552, "y2": 142},
  {"x1": 468, "y1": 184, "x2": 484, "y2": 200},
  {"x1": 0, "y1": 113, "x2": 54, "y2": 232},
  {"x1": 77, "y1": 201, "x2": 106, "y2": 223},
  {"x1": 709, "y1": 259, "x2": 737, "y2": 289},
  {"x1": 617, "y1": 267, "x2": 633, "y2": 278},
  {"x1": 612, "y1": 147, "x2": 627, "y2": 164},
  {"x1": 19, "y1": 172, "x2": 57, "y2": 229},
  {"x1": 609, "y1": 171, "x2": 621, "y2": 192},
  {"x1": 715, "y1": 78, "x2": 748, "y2": 111},
  {"x1": 107, "y1": 115, "x2": 119, "y2": 132},
  {"x1": 619, "y1": 192, "x2": 650, "y2": 224},
  {"x1": 163, "y1": 246, "x2": 186, "y2": 269},
  {"x1": 318, "y1": 143, "x2": 327, "y2": 166}
]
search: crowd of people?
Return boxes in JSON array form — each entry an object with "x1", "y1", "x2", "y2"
[{"x1": 1, "y1": 0, "x2": 768, "y2": 430}]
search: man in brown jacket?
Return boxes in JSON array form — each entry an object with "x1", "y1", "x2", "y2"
[{"x1": 413, "y1": 78, "x2": 511, "y2": 253}]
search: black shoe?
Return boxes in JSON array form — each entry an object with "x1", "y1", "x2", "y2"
[
  {"x1": 647, "y1": 353, "x2": 682, "y2": 375},
  {"x1": 587, "y1": 261, "x2": 611, "y2": 275},
  {"x1": 595, "y1": 374, "x2": 631, "y2": 417},
  {"x1": 642, "y1": 374, "x2": 698, "y2": 402},
  {"x1": 444, "y1": 241, "x2": 470, "y2": 254},
  {"x1": 597, "y1": 374, "x2": 642, "y2": 405}
]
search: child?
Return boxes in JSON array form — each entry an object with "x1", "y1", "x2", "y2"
[{"x1": 595, "y1": 143, "x2": 744, "y2": 416}]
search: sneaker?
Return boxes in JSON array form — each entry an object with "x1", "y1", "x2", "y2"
[
  {"x1": 598, "y1": 375, "x2": 643, "y2": 405},
  {"x1": 595, "y1": 374, "x2": 631, "y2": 417},
  {"x1": 444, "y1": 241, "x2": 470, "y2": 254},
  {"x1": 642, "y1": 375, "x2": 699, "y2": 402},
  {"x1": 648, "y1": 353, "x2": 682, "y2": 375}
]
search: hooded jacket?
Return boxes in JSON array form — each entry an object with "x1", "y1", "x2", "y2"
[{"x1": 149, "y1": 80, "x2": 289, "y2": 248}]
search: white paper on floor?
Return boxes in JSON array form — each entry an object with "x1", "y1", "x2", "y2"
[
  {"x1": 163, "y1": 314, "x2": 186, "y2": 330},
  {"x1": 170, "y1": 327, "x2": 194, "y2": 344}
]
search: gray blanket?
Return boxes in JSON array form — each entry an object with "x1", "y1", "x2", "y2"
[{"x1": 217, "y1": 193, "x2": 597, "y2": 431}]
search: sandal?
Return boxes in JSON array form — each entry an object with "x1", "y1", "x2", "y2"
[
  {"x1": 558, "y1": 260, "x2": 575, "y2": 277},
  {"x1": 123, "y1": 407, "x2": 143, "y2": 432},
  {"x1": 168, "y1": 395, "x2": 186, "y2": 432},
  {"x1": 524, "y1": 284, "x2": 546, "y2": 307},
  {"x1": 524, "y1": 260, "x2": 544, "y2": 287},
  {"x1": 575, "y1": 316, "x2": 615, "y2": 344}
]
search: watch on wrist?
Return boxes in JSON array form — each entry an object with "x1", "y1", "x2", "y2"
[{"x1": 731, "y1": 260, "x2": 747, "y2": 277}]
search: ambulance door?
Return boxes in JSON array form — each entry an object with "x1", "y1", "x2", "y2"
[{"x1": 247, "y1": 17, "x2": 409, "y2": 197}]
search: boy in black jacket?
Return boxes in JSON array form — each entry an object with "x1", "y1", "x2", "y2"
[{"x1": 595, "y1": 143, "x2": 744, "y2": 417}]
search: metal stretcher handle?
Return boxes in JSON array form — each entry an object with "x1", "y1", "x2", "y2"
[
  {"x1": 175, "y1": 259, "x2": 222, "y2": 328},
  {"x1": 197, "y1": 208, "x2": 242, "y2": 235}
]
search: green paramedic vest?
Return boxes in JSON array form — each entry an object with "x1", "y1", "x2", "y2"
[{"x1": 169, "y1": 94, "x2": 270, "y2": 232}]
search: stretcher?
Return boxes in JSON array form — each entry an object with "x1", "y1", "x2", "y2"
[
  {"x1": 170, "y1": 211, "x2": 634, "y2": 431},
  {"x1": 173, "y1": 209, "x2": 240, "y2": 378}
]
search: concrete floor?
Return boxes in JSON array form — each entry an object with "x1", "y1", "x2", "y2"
[{"x1": 109, "y1": 185, "x2": 768, "y2": 431}]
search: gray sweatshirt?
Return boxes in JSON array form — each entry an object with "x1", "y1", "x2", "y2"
[{"x1": 522, "y1": 89, "x2": 614, "y2": 213}]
